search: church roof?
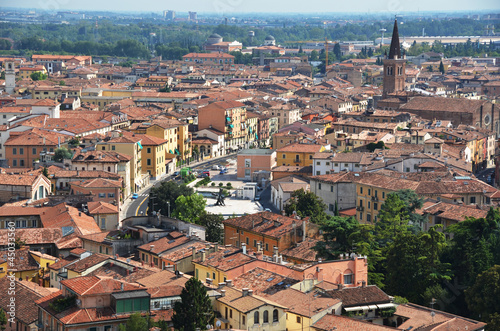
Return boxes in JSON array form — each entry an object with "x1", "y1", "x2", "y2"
[{"x1": 388, "y1": 19, "x2": 401, "y2": 60}]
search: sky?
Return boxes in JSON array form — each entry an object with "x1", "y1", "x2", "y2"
[{"x1": 3, "y1": 0, "x2": 500, "y2": 14}]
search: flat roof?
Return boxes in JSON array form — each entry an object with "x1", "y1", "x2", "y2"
[
  {"x1": 238, "y1": 149, "x2": 275, "y2": 156},
  {"x1": 112, "y1": 290, "x2": 150, "y2": 300}
]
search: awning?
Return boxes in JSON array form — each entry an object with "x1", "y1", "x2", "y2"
[
  {"x1": 229, "y1": 124, "x2": 234, "y2": 128},
  {"x1": 368, "y1": 305, "x2": 378, "y2": 310},
  {"x1": 175, "y1": 149, "x2": 180, "y2": 155},
  {"x1": 377, "y1": 303, "x2": 395, "y2": 309},
  {"x1": 137, "y1": 142, "x2": 143, "y2": 150},
  {"x1": 344, "y1": 306, "x2": 364, "y2": 312},
  {"x1": 169, "y1": 149, "x2": 173, "y2": 154},
  {"x1": 249, "y1": 127, "x2": 253, "y2": 134},
  {"x1": 226, "y1": 117, "x2": 230, "y2": 122}
]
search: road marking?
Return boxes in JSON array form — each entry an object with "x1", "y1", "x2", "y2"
[{"x1": 135, "y1": 196, "x2": 148, "y2": 216}]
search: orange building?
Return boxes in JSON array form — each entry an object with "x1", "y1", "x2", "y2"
[
  {"x1": 236, "y1": 149, "x2": 276, "y2": 180},
  {"x1": 70, "y1": 178, "x2": 122, "y2": 209},
  {"x1": 4, "y1": 128, "x2": 70, "y2": 168},
  {"x1": 222, "y1": 211, "x2": 319, "y2": 255}
]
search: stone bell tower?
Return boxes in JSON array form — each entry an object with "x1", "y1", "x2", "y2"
[
  {"x1": 4, "y1": 60, "x2": 15, "y2": 95},
  {"x1": 382, "y1": 19, "x2": 406, "y2": 98}
]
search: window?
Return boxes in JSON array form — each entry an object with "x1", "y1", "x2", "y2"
[
  {"x1": 230, "y1": 309, "x2": 233, "y2": 318},
  {"x1": 273, "y1": 309, "x2": 279, "y2": 322},
  {"x1": 12, "y1": 148, "x2": 16, "y2": 155},
  {"x1": 32, "y1": 148, "x2": 37, "y2": 155},
  {"x1": 375, "y1": 190, "x2": 378, "y2": 197},
  {"x1": 367, "y1": 214, "x2": 372, "y2": 223},
  {"x1": 330, "y1": 185, "x2": 333, "y2": 192},
  {"x1": 360, "y1": 187, "x2": 363, "y2": 194},
  {"x1": 101, "y1": 218, "x2": 106, "y2": 229},
  {"x1": 368, "y1": 189, "x2": 371, "y2": 195},
  {"x1": 296, "y1": 316, "x2": 301, "y2": 324},
  {"x1": 309, "y1": 155, "x2": 313, "y2": 159},
  {"x1": 19, "y1": 160, "x2": 24, "y2": 167},
  {"x1": 329, "y1": 204, "x2": 334, "y2": 212},
  {"x1": 242, "y1": 315, "x2": 246, "y2": 325},
  {"x1": 344, "y1": 274, "x2": 353, "y2": 284},
  {"x1": 382, "y1": 192, "x2": 385, "y2": 198},
  {"x1": 282, "y1": 154, "x2": 286, "y2": 159},
  {"x1": 19, "y1": 148, "x2": 24, "y2": 155},
  {"x1": 108, "y1": 193, "x2": 115, "y2": 198},
  {"x1": 263, "y1": 310, "x2": 269, "y2": 323},
  {"x1": 147, "y1": 147, "x2": 151, "y2": 153},
  {"x1": 374, "y1": 203, "x2": 378, "y2": 210},
  {"x1": 470, "y1": 196, "x2": 476, "y2": 204},
  {"x1": 12, "y1": 160, "x2": 17, "y2": 167},
  {"x1": 246, "y1": 237, "x2": 249, "y2": 245},
  {"x1": 147, "y1": 159, "x2": 151, "y2": 166},
  {"x1": 316, "y1": 171, "x2": 320, "y2": 175},
  {"x1": 254, "y1": 311, "x2": 260, "y2": 324},
  {"x1": 318, "y1": 183, "x2": 321, "y2": 190},
  {"x1": 368, "y1": 201, "x2": 371, "y2": 209},
  {"x1": 265, "y1": 243, "x2": 269, "y2": 251},
  {"x1": 316, "y1": 161, "x2": 320, "y2": 165},
  {"x1": 99, "y1": 193, "x2": 106, "y2": 198}
]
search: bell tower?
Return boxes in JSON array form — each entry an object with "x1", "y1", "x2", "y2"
[
  {"x1": 383, "y1": 19, "x2": 406, "y2": 98},
  {"x1": 5, "y1": 60, "x2": 15, "y2": 95}
]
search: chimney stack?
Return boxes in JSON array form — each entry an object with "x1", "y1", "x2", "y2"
[
  {"x1": 273, "y1": 246, "x2": 279, "y2": 263},
  {"x1": 206, "y1": 278, "x2": 212, "y2": 285},
  {"x1": 218, "y1": 282, "x2": 226, "y2": 289},
  {"x1": 121, "y1": 283, "x2": 124, "y2": 291},
  {"x1": 192, "y1": 246, "x2": 196, "y2": 258},
  {"x1": 242, "y1": 288, "x2": 249, "y2": 297},
  {"x1": 255, "y1": 251, "x2": 263, "y2": 260},
  {"x1": 362, "y1": 280, "x2": 366, "y2": 288},
  {"x1": 201, "y1": 251, "x2": 206, "y2": 262},
  {"x1": 248, "y1": 289, "x2": 253, "y2": 296},
  {"x1": 241, "y1": 243, "x2": 247, "y2": 255},
  {"x1": 257, "y1": 242, "x2": 262, "y2": 252},
  {"x1": 220, "y1": 289, "x2": 226, "y2": 297},
  {"x1": 302, "y1": 220, "x2": 306, "y2": 242},
  {"x1": 226, "y1": 280, "x2": 233, "y2": 287},
  {"x1": 126, "y1": 269, "x2": 130, "y2": 276}
]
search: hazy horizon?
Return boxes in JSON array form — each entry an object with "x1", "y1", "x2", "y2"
[{"x1": 2, "y1": 0, "x2": 499, "y2": 14}]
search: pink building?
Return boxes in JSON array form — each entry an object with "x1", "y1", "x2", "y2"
[{"x1": 237, "y1": 149, "x2": 276, "y2": 181}]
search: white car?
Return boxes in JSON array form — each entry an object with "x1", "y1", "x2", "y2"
[{"x1": 212, "y1": 165, "x2": 220, "y2": 170}]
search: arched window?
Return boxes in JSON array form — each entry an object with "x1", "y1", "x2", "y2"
[
  {"x1": 273, "y1": 309, "x2": 279, "y2": 322},
  {"x1": 263, "y1": 310, "x2": 269, "y2": 323},
  {"x1": 254, "y1": 311, "x2": 260, "y2": 324}
]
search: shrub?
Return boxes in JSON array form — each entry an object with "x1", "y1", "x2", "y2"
[
  {"x1": 211, "y1": 182, "x2": 216, "y2": 187},
  {"x1": 218, "y1": 182, "x2": 223, "y2": 187}
]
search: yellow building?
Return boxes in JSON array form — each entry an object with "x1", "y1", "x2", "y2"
[
  {"x1": 137, "y1": 134, "x2": 168, "y2": 179},
  {"x1": 31, "y1": 85, "x2": 82, "y2": 100},
  {"x1": 276, "y1": 143, "x2": 325, "y2": 167},
  {"x1": 215, "y1": 286, "x2": 287, "y2": 331},
  {"x1": 97, "y1": 134, "x2": 147, "y2": 193},
  {"x1": 30, "y1": 250, "x2": 57, "y2": 287},
  {"x1": 19, "y1": 65, "x2": 47, "y2": 79},
  {"x1": 0, "y1": 247, "x2": 46, "y2": 283},
  {"x1": 130, "y1": 118, "x2": 191, "y2": 160}
]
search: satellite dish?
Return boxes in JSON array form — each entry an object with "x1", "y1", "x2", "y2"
[{"x1": 216, "y1": 321, "x2": 222, "y2": 328}]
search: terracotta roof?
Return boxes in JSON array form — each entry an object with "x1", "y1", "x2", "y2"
[
  {"x1": 65, "y1": 253, "x2": 109, "y2": 273},
  {"x1": 61, "y1": 275, "x2": 141, "y2": 295},
  {"x1": 396, "y1": 303, "x2": 486, "y2": 330},
  {"x1": 417, "y1": 201, "x2": 487, "y2": 223},
  {"x1": 0, "y1": 247, "x2": 39, "y2": 272},
  {"x1": 280, "y1": 238, "x2": 319, "y2": 262},
  {"x1": 87, "y1": 201, "x2": 119, "y2": 215},
  {"x1": 325, "y1": 285, "x2": 391, "y2": 307},
  {"x1": 313, "y1": 314, "x2": 397, "y2": 330},
  {"x1": 269, "y1": 288, "x2": 340, "y2": 317},
  {"x1": 277, "y1": 143, "x2": 323, "y2": 153},
  {"x1": 0, "y1": 277, "x2": 50, "y2": 325},
  {"x1": 218, "y1": 286, "x2": 284, "y2": 313},
  {"x1": 400, "y1": 96, "x2": 488, "y2": 113},
  {"x1": 192, "y1": 247, "x2": 254, "y2": 272},
  {"x1": 146, "y1": 284, "x2": 184, "y2": 299},
  {"x1": 137, "y1": 235, "x2": 191, "y2": 255},
  {"x1": 232, "y1": 267, "x2": 299, "y2": 296},
  {"x1": 71, "y1": 177, "x2": 122, "y2": 189},
  {"x1": 223, "y1": 211, "x2": 304, "y2": 239},
  {"x1": 136, "y1": 270, "x2": 189, "y2": 288},
  {"x1": 0, "y1": 173, "x2": 49, "y2": 186},
  {"x1": 0, "y1": 228, "x2": 62, "y2": 246}
]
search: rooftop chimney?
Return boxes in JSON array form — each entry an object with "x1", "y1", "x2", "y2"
[
  {"x1": 121, "y1": 283, "x2": 124, "y2": 291},
  {"x1": 255, "y1": 251, "x2": 263, "y2": 260},
  {"x1": 302, "y1": 220, "x2": 306, "y2": 242},
  {"x1": 220, "y1": 289, "x2": 226, "y2": 297},
  {"x1": 206, "y1": 278, "x2": 212, "y2": 285},
  {"x1": 248, "y1": 289, "x2": 253, "y2": 296},
  {"x1": 201, "y1": 251, "x2": 206, "y2": 262},
  {"x1": 241, "y1": 243, "x2": 247, "y2": 255},
  {"x1": 362, "y1": 280, "x2": 366, "y2": 288},
  {"x1": 218, "y1": 282, "x2": 226, "y2": 289},
  {"x1": 226, "y1": 280, "x2": 233, "y2": 287},
  {"x1": 242, "y1": 288, "x2": 249, "y2": 297}
]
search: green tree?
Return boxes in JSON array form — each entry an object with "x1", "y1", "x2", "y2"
[
  {"x1": 118, "y1": 312, "x2": 148, "y2": 331},
  {"x1": 150, "y1": 181, "x2": 194, "y2": 216},
  {"x1": 366, "y1": 141, "x2": 386, "y2": 152},
  {"x1": 284, "y1": 188, "x2": 327, "y2": 223},
  {"x1": 314, "y1": 216, "x2": 360, "y2": 260},
  {"x1": 53, "y1": 147, "x2": 72, "y2": 162},
  {"x1": 42, "y1": 167, "x2": 49, "y2": 178},
  {"x1": 486, "y1": 313, "x2": 500, "y2": 331},
  {"x1": 439, "y1": 60, "x2": 445, "y2": 74},
  {"x1": 465, "y1": 265, "x2": 500, "y2": 322},
  {"x1": 0, "y1": 308, "x2": 7, "y2": 331},
  {"x1": 199, "y1": 212, "x2": 224, "y2": 243},
  {"x1": 68, "y1": 137, "x2": 80, "y2": 147},
  {"x1": 59, "y1": 80, "x2": 66, "y2": 86},
  {"x1": 310, "y1": 50, "x2": 319, "y2": 61},
  {"x1": 172, "y1": 194, "x2": 206, "y2": 223},
  {"x1": 30, "y1": 72, "x2": 48, "y2": 81},
  {"x1": 172, "y1": 277, "x2": 214, "y2": 331},
  {"x1": 376, "y1": 193, "x2": 411, "y2": 244}
]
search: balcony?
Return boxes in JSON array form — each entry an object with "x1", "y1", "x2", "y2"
[
  {"x1": 371, "y1": 196, "x2": 379, "y2": 202},
  {"x1": 356, "y1": 206, "x2": 364, "y2": 212}
]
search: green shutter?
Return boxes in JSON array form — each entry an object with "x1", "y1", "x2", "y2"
[{"x1": 116, "y1": 300, "x2": 124, "y2": 313}]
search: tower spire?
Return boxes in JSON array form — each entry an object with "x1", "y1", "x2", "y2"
[{"x1": 388, "y1": 18, "x2": 401, "y2": 60}]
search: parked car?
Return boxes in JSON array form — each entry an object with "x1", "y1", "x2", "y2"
[
  {"x1": 202, "y1": 171, "x2": 210, "y2": 176},
  {"x1": 173, "y1": 171, "x2": 180, "y2": 176},
  {"x1": 219, "y1": 169, "x2": 228, "y2": 175},
  {"x1": 132, "y1": 193, "x2": 139, "y2": 199},
  {"x1": 212, "y1": 165, "x2": 220, "y2": 170},
  {"x1": 198, "y1": 173, "x2": 209, "y2": 178}
]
